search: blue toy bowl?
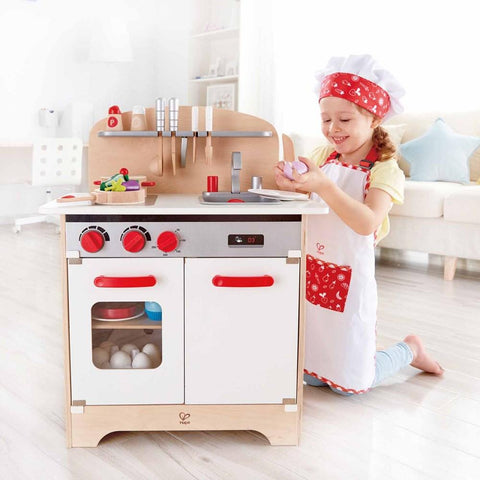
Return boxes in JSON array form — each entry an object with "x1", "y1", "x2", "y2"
[{"x1": 145, "y1": 302, "x2": 162, "y2": 321}]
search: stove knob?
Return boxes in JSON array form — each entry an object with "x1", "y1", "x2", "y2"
[
  {"x1": 122, "y1": 230, "x2": 146, "y2": 253},
  {"x1": 157, "y1": 231, "x2": 179, "y2": 252},
  {"x1": 80, "y1": 230, "x2": 104, "y2": 253}
]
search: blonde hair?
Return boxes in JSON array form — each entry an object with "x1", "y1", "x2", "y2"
[
  {"x1": 354, "y1": 104, "x2": 396, "y2": 162},
  {"x1": 372, "y1": 125, "x2": 396, "y2": 162}
]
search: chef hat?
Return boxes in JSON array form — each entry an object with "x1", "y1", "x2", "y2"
[{"x1": 313, "y1": 55, "x2": 405, "y2": 120}]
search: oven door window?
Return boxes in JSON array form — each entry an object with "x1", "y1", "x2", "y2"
[{"x1": 92, "y1": 301, "x2": 162, "y2": 370}]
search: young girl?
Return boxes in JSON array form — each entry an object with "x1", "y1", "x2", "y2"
[{"x1": 275, "y1": 55, "x2": 443, "y2": 395}]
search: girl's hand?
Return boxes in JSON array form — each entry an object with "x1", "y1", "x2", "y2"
[
  {"x1": 290, "y1": 156, "x2": 330, "y2": 194},
  {"x1": 274, "y1": 161, "x2": 296, "y2": 191}
]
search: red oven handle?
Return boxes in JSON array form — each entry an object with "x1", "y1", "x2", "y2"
[
  {"x1": 94, "y1": 275, "x2": 156, "y2": 288},
  {"x1": 212, "y1": 275, "x2": 274, "y2": 288}
]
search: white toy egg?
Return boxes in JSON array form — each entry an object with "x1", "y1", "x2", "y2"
[
  {"x1": 110, "y1": 350, "x2": 132, "y2": 369},
  {"x1": 121, "y1": 343, "x2": 138, "y2": 356},
  {"x1": 92, "y1": 347, "x2": 109, "y2": 367},
  {"x1": 132, "y1": 352, "x2": 152, "y2": 369},
  {"x1": 130, "y1": 348, "x2": 140, "y2": 360},
  {"x1": 142, "y1": 343, "x2": 162, "y2": 367}
]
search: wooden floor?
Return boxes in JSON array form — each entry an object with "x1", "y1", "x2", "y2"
[{"x1": 1, "y1": 223, "x2": 479, "y2": 480}]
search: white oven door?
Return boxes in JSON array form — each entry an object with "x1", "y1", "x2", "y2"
[
  {"x1": 184, "y1": 257, "x2": 299, "y2": 404},
  {"x1": 68, "y1": 258, "x2": 184, "y2": 405}
]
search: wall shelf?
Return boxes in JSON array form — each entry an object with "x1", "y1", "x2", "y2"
[
  {"x1": 98, "y1": 131, "x2": 158, "y2": 137},
  {"x1": 188, "y1": 0, "x2": 240, "y2": 109},
  {"x1": 190, "y1": 75, "x2": 238, "y2": 84}
]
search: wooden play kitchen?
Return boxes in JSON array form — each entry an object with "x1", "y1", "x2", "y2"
[{"x1": 49, "y1": 105, "x2": 328, "y2": 448}]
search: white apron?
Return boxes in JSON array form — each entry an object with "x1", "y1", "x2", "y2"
[{"x1": 304, "y1": 152, "x2": 378, "y2": 394}]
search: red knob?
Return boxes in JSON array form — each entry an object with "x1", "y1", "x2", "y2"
[
  {"x1": 122, "y1": 230, "x2": 146, "y2": 253},
  {"x1": 80, "y1": 230, "x2": 104, "y2": 253},
  {"x1": 157, "y1": 231, "x2": 179, "y2": 252}
]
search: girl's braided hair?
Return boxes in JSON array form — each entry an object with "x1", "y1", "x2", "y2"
[{"x1": 372, "y1": 125, "x2": 397, "y2": 162}]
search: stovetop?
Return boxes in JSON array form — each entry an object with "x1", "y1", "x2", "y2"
[{"x1": 65, "y1": 213, "x2": 302, "y2": 258}]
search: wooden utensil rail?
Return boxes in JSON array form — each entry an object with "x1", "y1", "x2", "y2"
[{"x1": 88, "y1": 107, "x2": 280, "y2": 195}]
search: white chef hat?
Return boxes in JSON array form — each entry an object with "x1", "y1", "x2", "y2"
[{"x1": 313, "y1": 55, "x2": 405, "y2": 120}]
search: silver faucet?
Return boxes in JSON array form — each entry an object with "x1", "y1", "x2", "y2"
[{"x1": 231, "y1": 152, "x2": 241, "y2": 194}]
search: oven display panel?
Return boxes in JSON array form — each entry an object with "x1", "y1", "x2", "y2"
[{"x1": 228, "y1": 234, "x2": 264, "y2": 247}]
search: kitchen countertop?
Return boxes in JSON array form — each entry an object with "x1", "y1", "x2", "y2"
[{"x1": 39, "y1": 194, "x2": 329, "y2": 215}]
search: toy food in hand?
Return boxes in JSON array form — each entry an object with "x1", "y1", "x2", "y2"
[{"x1": 283, "y1": 159, "x2": 309, "y2": 180}]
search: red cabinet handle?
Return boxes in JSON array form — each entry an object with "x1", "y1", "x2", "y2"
[
  {"x1": 212, "y1": 275, "x2": 274, "y2": 288},
  {"x1": 94, "y1": 275, "x2": 156, "y2": 288}
]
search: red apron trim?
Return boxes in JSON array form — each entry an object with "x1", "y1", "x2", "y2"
[
  {"x1": 304, "y1": 369, "x2": 370, "y2": 395},
  {"x1": 325, "y1": 147, "x2": 378, "y2": 171},
  {"x1": 323, "y1": 159, "x2": 373, "y2": 201},
  {"x1": 359, "y1": 147, "x2": 379, "y2": 169}
]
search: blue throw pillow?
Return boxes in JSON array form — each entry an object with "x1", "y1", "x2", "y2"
[{"x1": 400, "y1": 118, "x2": 480, "y2": 183}]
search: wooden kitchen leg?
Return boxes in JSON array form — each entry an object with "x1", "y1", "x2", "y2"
[
  {"x1": 70, "y1": 424, "x2": 107, "y2": 448},
  {"x1": 444, "y1": 256, "x2": 457, "y2": 280}
]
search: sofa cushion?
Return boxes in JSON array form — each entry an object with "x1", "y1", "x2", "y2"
[
  {"x1": 382, "y1": 124, "x2": 407, "y2": 149},
  {"x1": 386, "y1": 110, "x2": 480, "y2": 180},
  {"x1": 390, "y1": 181, "x2": 463, "y2": 218},
  {"x1": 399, "y1": 118, "x2": 480, "y2": 184},
  {"x1": 444, "y1": 186, "x2": 480, "y2": 224}
]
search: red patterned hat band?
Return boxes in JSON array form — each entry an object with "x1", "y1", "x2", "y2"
[{"x1": 319, "y1": 72, "x2": 391, "y2": 118}]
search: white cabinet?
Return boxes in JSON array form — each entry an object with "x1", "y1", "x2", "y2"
[
  {"x1": 68, "y1": 258, "x2": 184, "y2": 405},
  {"x1": 184, "y1": 257, "x2": 299, "y2": 404}
]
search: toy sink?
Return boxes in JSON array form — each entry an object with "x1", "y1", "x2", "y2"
[{"x1": 201, "y1": 192, "x2": 280, "y2": 204}]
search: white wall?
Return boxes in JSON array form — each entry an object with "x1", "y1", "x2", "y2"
[
  {"x1": 240, "y1": 0, "x2": 480, "y2": 138},
  {"x1": 0, "y1": 0, "x2": 193, "y2": 142},
  {"x1": 0, "y1": 0, "x2": 193, "y2": 223}
]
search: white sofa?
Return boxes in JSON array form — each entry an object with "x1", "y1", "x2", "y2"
[{"x1": 291, "y1": 110, "x2": 480, "y2": 280}]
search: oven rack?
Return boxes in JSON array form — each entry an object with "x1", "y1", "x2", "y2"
[{"x1": 92, "y1": 316, "x2": 163, "y2": 330}]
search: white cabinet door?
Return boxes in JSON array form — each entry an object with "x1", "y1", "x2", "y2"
[
  {"x1": 68, "y1": 258, "x2": 184, "y2": 405},
  {"x1": 185, "y1": 257, "x2": 299, "y2": 404}
]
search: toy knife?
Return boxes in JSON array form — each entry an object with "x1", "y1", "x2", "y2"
[
  {"x1": 169, "y1": 97, "x2": 179, "y2": 175},
  {"x1": 191, "y1": 106, "x2": 198, "y2": 164},
  {"x1": 156, "y1": 97, "x2": 166, "y2": 175},
  {"x1": 205, "y1": 106, "x2": 213, "y2": 165}
]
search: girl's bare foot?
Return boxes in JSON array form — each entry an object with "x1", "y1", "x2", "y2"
[{"x1": 404, "y1": 335, "x2": 444, "y2": 375}]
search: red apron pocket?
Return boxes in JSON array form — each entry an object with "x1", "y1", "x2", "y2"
[{"x1": 306, "y1": 254, "x2": 352, "y2": 313}]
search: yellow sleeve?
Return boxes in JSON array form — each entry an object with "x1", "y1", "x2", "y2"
[
  {"x1": 370, "y1": 158, "x2": 405, "y2": 205},
  {"x1": 308, "y1": 144, "x2": 335, "y2": 167}
]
